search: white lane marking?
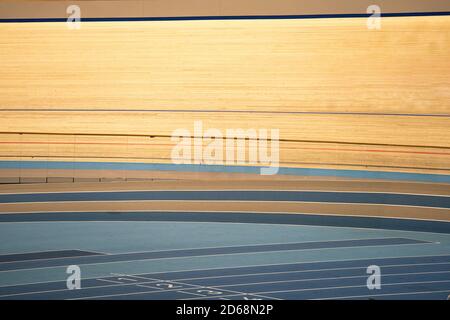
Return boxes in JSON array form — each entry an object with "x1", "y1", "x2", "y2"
[
  {"x1": 96, "y1": 279, "x2": 124, "y2": 284},
  {"x1": 116, "y1": 278, "x2": 138, "y2": 282},
  {"x1": 135, "y1": 284, "x2": 160, "y2": 290},
  {"x1": 177, "y1": 290, "x2": 206, "y2": 297}
]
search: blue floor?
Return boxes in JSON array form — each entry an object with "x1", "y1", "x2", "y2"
[{"x1": 0, "y1": 220, "x2": 449, "y2": 300}]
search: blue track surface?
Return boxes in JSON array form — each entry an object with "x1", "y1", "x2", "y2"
[
  {"x1": 0, "y1": 220, "x2": 449, "y2": 300},
  {"x1": 0, "y1": 250, "x2": 449, "y2": 300},
  {"x1": 1, "y1": 190, "x2": 450, "y2": 209},
  {"x1": 1, "y1": 9, "x2": 450, "y2": 300},
  {"x1": 1, "y1": 212, "x2": 449, "y2": 234},
  {"x1": 0, "y1": 187, "x2": 449, "y2": 299},
  {"x1": 0, "y1": 238, "x2": 428, "y2": 272}
]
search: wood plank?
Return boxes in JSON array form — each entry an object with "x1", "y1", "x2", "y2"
[{"x1": 1, "y1": 17, "x2": 448, "y2": 113}]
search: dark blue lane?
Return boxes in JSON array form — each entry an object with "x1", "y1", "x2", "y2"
[
  {"x1": 0, "y1": 274, "x2": 159, "y2": 297},
  {"x1": 3, "y1": 285, "x2": 204, "y2": 301},
  {"x1": 1, "y1": 255, "x2": 449, "y2": 299},
  {"x1": 4, "y1": 265, "x2": 450, "y2": 300},
  {"x1": 266, "y1": 280, "x2": 450, "y2": 300},
  {"x1": 1, "y1": 212, "x2": 449, "y2": 234},
  {"x1": 202, "y1": 290, "x2": 450, "y2": 300},
  {"x1": 179, "y1": 265, "x2": 450, "y2": 287},
  {"x1": 146, "y1": 258, "x2": 450, "y2": 282},
  {"x1": 92, "y1": 279, "x2": 450, "y2": 301},
  {"x1": 208, "y1": 274, "x2": 450, "y2": 299},
  {"x1": 203, "y1": 285, "x2": 450, "y2": 300},
  {"x1": 0, "y1": 238, "x2": 425, "y2": 272},
  {"x1": 347, "y1": 291, "x2": 450, "y2": 300},
  {"x1": 0, "y1": 250, "x2": 104, "y2": 263},
  {"x1": 1, "y1": 190, "x2": 449, "y2": 208}
]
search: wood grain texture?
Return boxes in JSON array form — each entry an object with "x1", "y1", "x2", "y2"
[
  {"x1": 1, "y1": 17, "x2": 449, "y2": 112},
  {"x1": 0, "y1": 16, "x2": 449, "y2": 176}
]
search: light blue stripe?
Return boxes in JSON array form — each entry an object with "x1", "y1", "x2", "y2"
[{"x1": 1, "y1": 160, "x2": 450, "y2": 183}]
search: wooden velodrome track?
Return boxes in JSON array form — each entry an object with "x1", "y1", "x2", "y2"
[
  {"x1": 0, "y1": 1, "x2": 450, "y2": 301},
  {"x1": 0, "y1": 3, "x2": 448, "y2": 186},
  {"x1": 0, "y1": 9, "x2": 450, "y2": 181}
]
